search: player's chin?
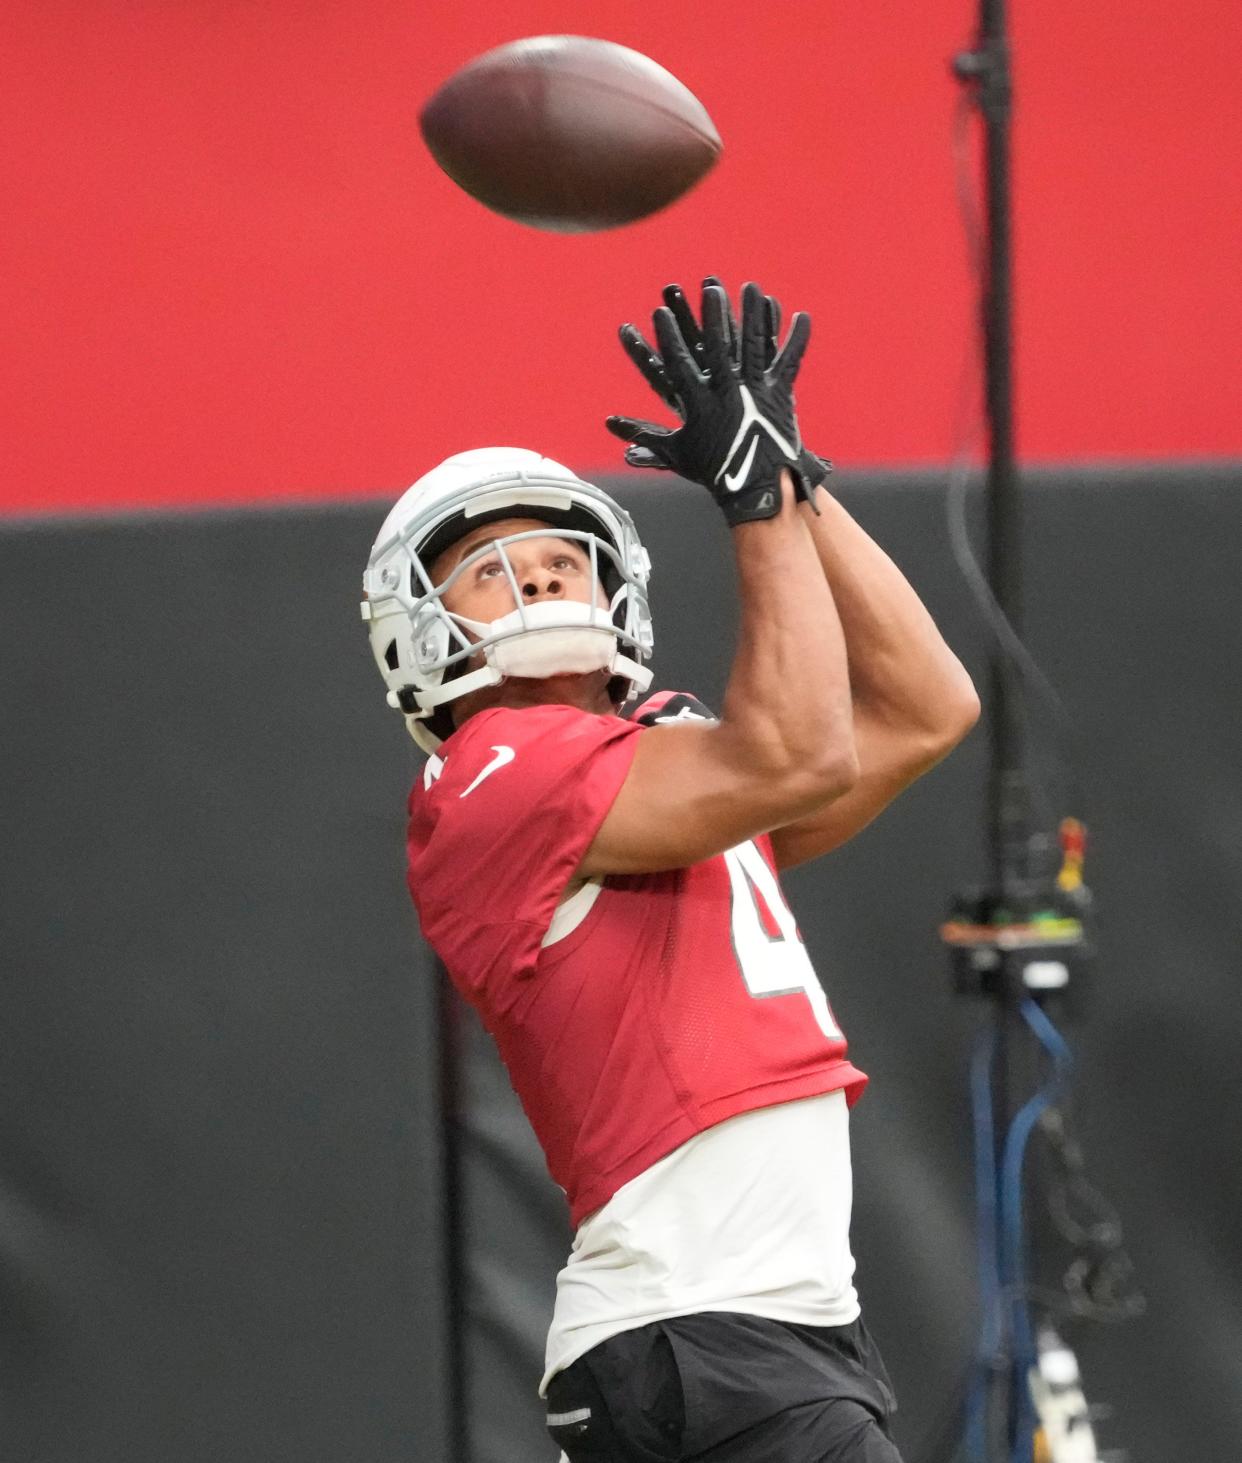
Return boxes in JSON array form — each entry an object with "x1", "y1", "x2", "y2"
[
  {"x1": 508, "y1": 668, "x2": 609, "y2": 690},
  {"x1": 506, "y1": 668, "x2": 614, "y2": 707}
]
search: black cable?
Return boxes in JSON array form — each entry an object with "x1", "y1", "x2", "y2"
[
  {"x1": 944, "y1": 87, "x2": 1088, "y2": 837},
  {"x1": 929, "y1": 58, "x2": 1103, "y2": 1463},
  {"x1": 1036, "y1": 1106, "x2": 1146, "y2": 1324}
]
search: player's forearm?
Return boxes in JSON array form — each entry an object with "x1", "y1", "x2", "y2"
[
  {"x1": 799, "y1": 491, "x2": 979, "y2": 739},
  {"x1": 720, "y1": 474, "x2": 857, "y2": 785}
]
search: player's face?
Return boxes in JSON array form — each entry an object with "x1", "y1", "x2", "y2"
[{"x1": 433, "y1": 518, "x2": 608, "y2": 624}]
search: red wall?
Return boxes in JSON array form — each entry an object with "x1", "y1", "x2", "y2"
[{"x1": 3, "y1": 0, "x2": 1238, "y2": 515}]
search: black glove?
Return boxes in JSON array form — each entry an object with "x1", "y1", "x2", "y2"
[
  {"x1": 609, "y1": 278, "x2": 832, "y2": 509},
  {"x1": 606, "y1": 281, "x2": 816, "y2": 526}
]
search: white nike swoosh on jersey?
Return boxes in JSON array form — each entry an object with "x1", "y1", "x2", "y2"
[
  {"x1": 722, "y1": 434, "x2": 760, "y2": 493},
  {"x1": 459, "y1": 744, "x2": 515, "y2": 798}
]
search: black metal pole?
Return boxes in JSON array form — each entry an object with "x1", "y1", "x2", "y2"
[
  {"x1": 976, "y1": 12, "x2": 1025, "y2": 1456},
  {"x1": 975, "y1": 0, "x2": 1029, "y2": 899},
  {"x1": 955, "y1": 4, "x2": 1030, "y2": 1456}
]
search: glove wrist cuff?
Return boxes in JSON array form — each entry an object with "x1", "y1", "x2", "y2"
[{"x1": 795, "y1": 448, "x2": 832, "y2": 491}]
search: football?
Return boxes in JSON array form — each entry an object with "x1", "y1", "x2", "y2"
[{"x1": 419, "y1": 35, "x2": 722, "y2": 233}]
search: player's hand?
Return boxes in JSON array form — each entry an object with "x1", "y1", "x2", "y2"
[
  {"x1": 609, "y1": 279, "x2": 832, "y2": 508},
  {"x1": 607, "y1": 281, "x2": 812, "y2": 525}
]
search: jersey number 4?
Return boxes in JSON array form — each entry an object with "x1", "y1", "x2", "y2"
[{"x1": 724, "y1": 842, "x2": 842, "y2": 1039}]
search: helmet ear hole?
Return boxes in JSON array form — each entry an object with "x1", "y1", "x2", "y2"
[{"x1": 384, "y1": 640, "x2": 400, "y2": 671}]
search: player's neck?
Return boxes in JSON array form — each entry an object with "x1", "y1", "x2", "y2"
[{"x1": 452, "y1": 671, "x2": 615, "y2": 729}]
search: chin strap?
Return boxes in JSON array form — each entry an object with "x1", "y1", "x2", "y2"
[{"x1": 400, "y1": 661, "x2": 503, "y2": 712}]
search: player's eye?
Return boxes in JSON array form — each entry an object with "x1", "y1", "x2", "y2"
[{"x1": 475, "y1": 558, "x2": 504, "y2": 580}]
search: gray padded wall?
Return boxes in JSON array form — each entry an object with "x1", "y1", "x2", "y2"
[
  {"x1": 0, "y1": 508, "x2": 449, "y2": 1462},
  {"x1": 2, "y1": 465, "x2": 1240, "y2": 1463}
]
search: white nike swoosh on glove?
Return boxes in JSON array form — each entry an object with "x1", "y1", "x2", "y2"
[
  {"x1": 721, "y1": 435, "x2": 760, "y2": 493},
  {"x1": 715, "y1": 384, "x2": 799, "y2": 492}
]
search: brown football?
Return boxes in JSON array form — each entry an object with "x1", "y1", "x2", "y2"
[{"x1": 419, "y1": 35, "x2": 722, "y2": 233}]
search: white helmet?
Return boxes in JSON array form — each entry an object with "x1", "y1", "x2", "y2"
[{"x1": 361, "y1": 448, "x2": 655, "y2": 752}]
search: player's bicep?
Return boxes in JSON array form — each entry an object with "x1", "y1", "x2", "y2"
[{"x1": 578, "y1": 722, "x2": 842, "y2": 876}]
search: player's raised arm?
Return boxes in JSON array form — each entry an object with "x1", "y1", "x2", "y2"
[
  {"x1": 581, "y1": 284, "x2": 858, "y2": 876},
  {"x1": 763, "y1": 490, "x2": 980, "y2": 868}
]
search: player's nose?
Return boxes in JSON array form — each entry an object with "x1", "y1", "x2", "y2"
[{"x1": 520, "y1": 566, "x2": 564, "y2": 600}]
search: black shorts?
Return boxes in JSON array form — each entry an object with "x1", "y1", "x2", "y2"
[{"x1": 545, "y1": 1311, "x2": 903, "y2": 1463}]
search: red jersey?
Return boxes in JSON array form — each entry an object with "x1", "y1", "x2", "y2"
[{"x1": 406, "y1": 692, "x2": 867, "y2": 1227}]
